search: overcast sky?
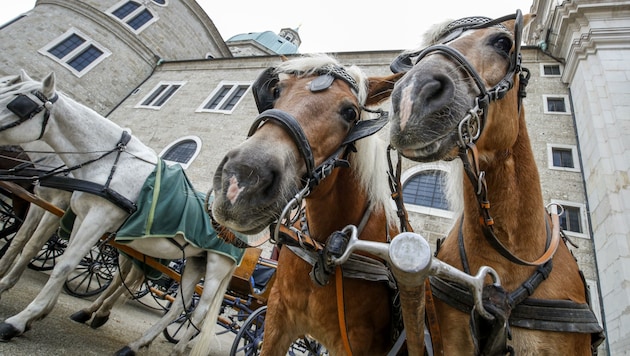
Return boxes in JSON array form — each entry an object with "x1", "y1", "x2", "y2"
[{"x1": 1, "y1": 0, "x2": 533, "y2": 53}]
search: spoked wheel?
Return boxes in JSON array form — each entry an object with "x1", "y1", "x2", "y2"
[
  {"x1": 290, "y1": 336, "x2": 329, "y2": 356},
  {"x1": 63, "y1": 242, "x2": 119, "y2": 297},
  {"x1": 27, "y1": 233, "x2": 67, "y2": 271},
  {"x1": 0, "y1": 193, "x2": 25, "y2": 258},
  {"x1": 229, "y1": 305, "x2": 328, "y2": 356},
  {"x1": 230, "y1": 305, "x2": 266, "y2": 356},
  {"x1": 162, "y1": 292, "x2": 201, "y2": 343}
]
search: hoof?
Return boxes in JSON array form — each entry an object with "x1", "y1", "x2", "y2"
[
  {"x1": 90, "y1": 314, "x2": 110, "y2": 329},
  {"x1": 69, "y1": 310, "x2": 92, "y2": 324},
  {"x1": 0, "y1": 322, "x2": 21, "y2": 341},
  {"x1": 114, "y1": 346, "x2": 136, "y2": 356}
]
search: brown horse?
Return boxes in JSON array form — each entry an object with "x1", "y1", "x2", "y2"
[
  {"x1": 389, "y1": 11, "x2": 604, "y2": 355},
  {"x1": 211, "y1": 54, "x2": 409, "y2": 355}
]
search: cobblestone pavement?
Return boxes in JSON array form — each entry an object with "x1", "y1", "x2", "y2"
[{"x1": 0, "y1": 268, "x2": 235, "y2": 355}]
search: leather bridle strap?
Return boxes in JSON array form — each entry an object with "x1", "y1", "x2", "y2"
[
  {"x1": 424, "y1": 278, "x2": 444, "y2": 355},
  {"x1": 336, "y1": 265, "x2": 354, "y2": 356},
  {"x1": 248, "y1": 109, "x2": 315, "y2": 176}
]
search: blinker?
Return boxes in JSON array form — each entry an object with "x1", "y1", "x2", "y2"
[
  {"x1": 7, "y1": 94, "x2": 42, "y2": 120},
  {"x1": 309, "y1": 74, "x2": 335, "y2": 92}
]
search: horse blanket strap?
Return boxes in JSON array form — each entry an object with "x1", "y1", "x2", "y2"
[
  {"x1": 286, "y1": 246, "x2": 397, "y2": 289},
  {"x1": 336, "y1": 265, "x2": 354, "y2": 356}
]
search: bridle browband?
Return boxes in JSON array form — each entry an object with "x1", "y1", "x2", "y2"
[{"x1": 4, "y1": 90, "x2": 58, "y2": 140}]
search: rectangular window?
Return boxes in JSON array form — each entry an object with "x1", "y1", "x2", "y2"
[
  {"x1": 560, "y1": 205, "x2": 583, "y2": 234},
  {"x1": 542, "y1": 64, "x2": 561, "y2": 76},
  {"x1": 48, "y1": 34, "x2": 85, "y2": 59},
  {"x1": 39, "y1": 29, "x2": 111, "y2": 77},
  {"x1": 128, "y1": 9, "x2": 154, "y2": 30},
  {"x1": 137, "y1": 82, "x2": 185, "y2": 109},
  {"x1": 198, "y1": 82, "x2": 251, "y2": 113},
  {"x1": 67, "y1": 45, "x2": 104, "y2": 72},
  {"x1": 112, "y1": 2, "x2": 140, "y2": 19},
  {"x1": 547, "y1": 144, "x2": 580, "y2": 172},
  {"x1": 551, "y1": 200, "x2": 588, "y2": 239},
  {"x1": 108, "y1": 1, "x2": 156, "y2": 33},
  {"x1": 552, "y1": 148, "x2": 574, "y2": 168},
  {"x1": 547, "y1": 98, "x2": 566, "y2": 112},
  {"x1": 543, "y1": 95, "x2": 570, "y2": 114}
]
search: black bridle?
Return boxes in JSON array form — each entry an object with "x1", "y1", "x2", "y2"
[
  {"x1": 390, "y1": 10, "x2": 530, "y2": 149},
  {"x1": 4, "y1": 90, "x2": 58, "y2": 140},
  {"x1": 247, "y1": 65, "x2": 390, "y2": 245},
  {"x1": 248, "y1": 66, "x2": 389, "y2": 195}
]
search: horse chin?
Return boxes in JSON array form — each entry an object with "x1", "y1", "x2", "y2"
[
  {"x1": 392, "y1": 127, "x2": 460, "y2": 162},
  {"x1": 211, "y1": 200, "x2": 275, "y2": 235}
]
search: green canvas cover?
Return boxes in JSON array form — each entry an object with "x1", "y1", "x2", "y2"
[{"x1": 115, "y1": 159, "x2": 244, "y2": 265}]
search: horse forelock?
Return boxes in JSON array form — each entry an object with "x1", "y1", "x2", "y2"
[
  {"x1": 276, "y1": 54, "x2": 368, "y2": 105},
  {"x1": 352, "y1": 136, "x2": 397, "y2": 224},
  {"x1": 0, "y1": 77, "x2": 39, "y2": 98}
]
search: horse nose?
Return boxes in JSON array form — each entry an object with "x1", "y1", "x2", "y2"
[
  {"x1": 395, "y1": 72, "x2": 455, "y2": 122},
  {"x1": 216, "y1": 150, "x2": 283, "y2": 206}
]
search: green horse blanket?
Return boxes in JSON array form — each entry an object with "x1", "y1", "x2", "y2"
[{"x1": 115, "y1": 159, "x2": 245, "y2": 265}]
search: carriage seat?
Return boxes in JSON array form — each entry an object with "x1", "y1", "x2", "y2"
[{"x1": 228, "y1": 248, "x2": 277, "y2": 300}]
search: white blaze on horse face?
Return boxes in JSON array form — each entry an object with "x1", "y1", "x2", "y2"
[
  {"x1": 227, "y1": 175, "x2": 245, "y2": 205},
  {"x1": 398, "y1": 84, "x2": 415, "y2": 130}
]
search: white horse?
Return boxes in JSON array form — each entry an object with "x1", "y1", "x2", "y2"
[
  {"x1": 0, "y1": 141, "x2": 72, "y2": 296},
  {"x1": 0, "y1": 70, "x2": 241, "y2": 356}
]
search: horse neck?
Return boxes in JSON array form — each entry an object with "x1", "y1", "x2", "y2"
[
  {"x1": 461, "y1": 112, "x2": 548, "y2": 265},
  {"x1": 305, "y1": 167, "x2": 389, "y2": 244},
  {"x1": 42, "y1": 95, "x2": 130, "y2": 177}
]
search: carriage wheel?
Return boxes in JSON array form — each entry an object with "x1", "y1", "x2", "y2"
[
  {"x1": 27, "y1": 233, "x2": 67, "y2": 271},
  {"x1": 63, "y1": 242, "x2": 118, "y2": 297},
  {"x1": 0, "y1": 193, "x2": 24, "y2": 258},
  {"x1": 162, "y1": 292, "x2": 201, "y2": 344},
  {"x1": 229, "y1": 305, "x2": 266, "y2": 356}
]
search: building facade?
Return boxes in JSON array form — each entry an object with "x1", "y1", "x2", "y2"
[{"x1": 2, "y1": 0, "x2": 626, "y2": 354}]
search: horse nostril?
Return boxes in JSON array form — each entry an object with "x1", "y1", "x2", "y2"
[{"x1": 416, "y1": 73, "x2": 454, "y2": 117}]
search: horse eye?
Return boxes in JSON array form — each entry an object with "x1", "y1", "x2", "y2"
[
  {"x1": 494, "y1": 36, "x2": 513, "y2": 55},
  {"x1": 340, "y1": 107, "x2": 358, "y2": 122},
  {"x1": 272, "y1": 86, "x2": 281, "y2": 99}
]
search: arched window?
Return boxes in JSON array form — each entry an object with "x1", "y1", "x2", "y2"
[
  {"x1": 159, "y1": 136, "x2": 202, "y2": 169},
  {"x1": 401, "y1": 162, "x2": 454, "y2": 218},
  {"x1": 403, "y1": 170, "x2": 449, "y2": 210}
]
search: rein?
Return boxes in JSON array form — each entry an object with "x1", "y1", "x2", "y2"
[{"x1": 0, "y1": 131, "x2": 138, "y2": 214}]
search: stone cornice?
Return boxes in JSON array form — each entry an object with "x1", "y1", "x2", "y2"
[{"x1": 562, "y1": 27, "x2": 630, "y2": 82}]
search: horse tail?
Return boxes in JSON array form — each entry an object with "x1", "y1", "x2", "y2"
[{"x1": 189, "y1": 262, "x2": 236, "y2": 356}]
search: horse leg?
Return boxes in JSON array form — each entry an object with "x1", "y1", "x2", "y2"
[
  {"x1": 260, "y1": 301, "x2": 298, "y2": 356},
  {"x1": 68, "y1": 255, "x2": 134, "y2": 326},
  {"x1": 0, "y1": 210, "x2": 61, "y2": 298},
  {"x1": 180, "y1": 253, "x2": 236, "y2": 356},
  {"x1": 90, "y1": 258, "x2": 145, "y2": 329},
  {"x1": 115, "y1": 256, "x2": 206, "y2": 355},
  {"x1": 0, "y1": 205, "x2": 44, "y2": 277},
  {"x1": 0, "y1": 210, "x2": 120, "y2": 340}
]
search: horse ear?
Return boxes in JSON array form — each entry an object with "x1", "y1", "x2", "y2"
[
  {"x1": 365, "y1": 72, "x2": 405, "y2": 106},
  {"x1": 19, "y1": 69, "x2": 33, "y2": 82},
  {"x1": 503, "y1": 13, "x2": 536, "y2": 32},
  {"x1": 42, "y1": 72, "x2": 56, "y2": 99}
]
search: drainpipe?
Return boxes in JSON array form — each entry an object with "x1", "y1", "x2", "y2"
[{"x1": 105, "y1": 56, "x2": 163, "y2": 118}]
